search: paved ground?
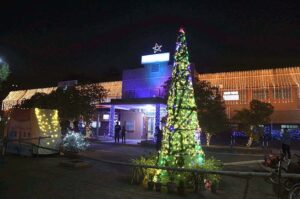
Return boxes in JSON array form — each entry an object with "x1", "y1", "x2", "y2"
[{"x1": 0, "y1": 143, "x2": 279, "y2": 199}]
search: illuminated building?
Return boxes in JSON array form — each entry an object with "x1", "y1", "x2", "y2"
[
  {"x1": 198, "y1": 67, "x2": 300, "y2": 132},
  {"x1": 2, "y1": 55, "x2": 300, "y2": 138}
]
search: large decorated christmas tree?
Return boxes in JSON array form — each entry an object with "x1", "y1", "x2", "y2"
[{"x1": 155, "y1": 28, "x2": 205, "y2": 182}]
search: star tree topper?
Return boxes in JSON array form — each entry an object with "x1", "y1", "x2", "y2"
[{"x1": 152, "y1": 43, "x2": 162, "y2": 54}]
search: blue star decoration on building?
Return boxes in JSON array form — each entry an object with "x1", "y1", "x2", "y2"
[{"x1": 152, "y1": 43, "x2": 162, "y2": 54}]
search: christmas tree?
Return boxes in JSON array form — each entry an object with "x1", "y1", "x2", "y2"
[{"x1": 155, "y1": 28, "x2": 205, "y2": 182}]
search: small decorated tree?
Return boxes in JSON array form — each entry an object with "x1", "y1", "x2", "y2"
[
  {"x1": 63, "y1": 131, "x2": 89, "y2": 153},
  {"x1": 154, "y1": 28, "x2": 205, "y2": 183}
]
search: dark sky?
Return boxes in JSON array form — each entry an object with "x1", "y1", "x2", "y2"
[{"x1": 0, "y1": 0, "x2": 299, "y2": 88}]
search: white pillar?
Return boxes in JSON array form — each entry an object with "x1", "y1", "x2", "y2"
[
  {"x1": 155, "y1": 104, "x2": 160, "y2": 128},
  {"x1": 109, "y1": 105, "x2": 115, "y2": 137}
]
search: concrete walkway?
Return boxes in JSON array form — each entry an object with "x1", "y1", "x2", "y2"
[{"x1": 87, "y1": 137, "x2": 300, "y2": 156}]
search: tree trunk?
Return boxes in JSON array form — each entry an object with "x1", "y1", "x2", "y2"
[
  {"x1": 206, "y1": 133, "x2": 212, "y2": 146},
  {"x1": 246, "y1": 136, "x2": 253, "y2": 147}
]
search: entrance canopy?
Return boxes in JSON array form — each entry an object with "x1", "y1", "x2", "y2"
[
  {"x1": 97, "y1": 97, "x2": 166, "y2": 110},
  {"x1": 96, "y1": 97, "x2": 167, "y2": 138}
]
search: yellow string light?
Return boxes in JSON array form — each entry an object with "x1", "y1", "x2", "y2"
[{"x1": 35, "y1": 108, "x2": 60, "y2": 146}]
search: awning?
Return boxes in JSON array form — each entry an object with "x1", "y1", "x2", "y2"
[{"x1": 96, "y1": 97, "x2": 166, "y2": 110}]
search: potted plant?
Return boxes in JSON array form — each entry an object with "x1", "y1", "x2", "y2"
[
  {"x1": 167, "y1": 174, "x2": 177, "y2": 193},
  {"x1": 147, "y1": 174, "x2": 154, "y2": 190},
  {"x1": 204, "y1": 177, "x2": 220, "y2": 193},
  {"x1": 211, "y1": 182, "x2": 217, "y2": 193},
  {"x1": 155, "y1": 176, "x2": 162, "y2": 192},
  {"x1": 177, "y1": 180, "x2": 185, "y2": 195}
]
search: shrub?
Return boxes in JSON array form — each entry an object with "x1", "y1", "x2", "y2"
[
  {"x1": 131, "y1": 154, "x2": 222, "y2": 191},
  {"x1": 197, "y1": 158, "x2": 222, "y2": 186},
  {"x1": 131, "y1": 153, "x2": 157, "y2": 185},
  {"x1": 63, "y1": 131, "x2": 89, "y2": 153}
]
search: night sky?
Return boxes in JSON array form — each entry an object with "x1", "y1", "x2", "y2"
[{"x1": 0, "y1": 0, "x2": 299, "y2": 89}]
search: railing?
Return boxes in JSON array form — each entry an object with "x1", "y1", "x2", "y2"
[
  {"x1": 1, "y1": 136, "x2": 59, "y2": 156},
  {"x1": 80, "y1": 154, "x2": 300, "y2": 196}
]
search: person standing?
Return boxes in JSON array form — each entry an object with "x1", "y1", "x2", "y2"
[
  {"x1": 282, "y1": 128, "x2": 291, "y2": 164},
  {"x1": 114, "y1": 122, "x2": 121, "y2": 143},
  {"x1": 121, "y1": 125, "x2": 126, "y2": 143}
]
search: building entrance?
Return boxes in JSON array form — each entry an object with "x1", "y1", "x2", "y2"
[{"x1": 144, "y1": 117, "x2": 155, "y2": 140}]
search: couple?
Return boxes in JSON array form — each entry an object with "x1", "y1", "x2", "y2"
[{"x1": 114, "y1": 123, "x2": 126, "y2": 143}]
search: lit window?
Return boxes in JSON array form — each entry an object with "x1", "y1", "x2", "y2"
[
  {"x1": 103, "y1": 114, "x2": 109, "y2": 120},
  {"x1": 281, "y1": 124, "x2": 298, "y2": 129}
]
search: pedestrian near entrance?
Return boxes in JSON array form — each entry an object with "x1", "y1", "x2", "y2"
[
  {"x1": 121, "y1": 125, "x2": 126, "y2": 143},
  {"x1": 282, "y1": 128, "x2": 291, "y2": 164},
  {"x1": 114, "y1": 122, "x2": 121, "y2": 143}
]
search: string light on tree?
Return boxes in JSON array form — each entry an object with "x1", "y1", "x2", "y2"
[
  {"x1": 35, "y1": 108, "x2": 60, "y2": 146},
  {"x1": 154, "y1": 28, "x2": 205, "y2": 182}
]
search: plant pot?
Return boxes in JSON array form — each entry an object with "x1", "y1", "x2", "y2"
[
  {"x1": 147, "y1": 181, "x2": 154, "y2": 190},
  {"x1": 155, "y1": 182, "x2": 162, "y2": 192},
  {"x1": 211, "y1": 183, "x2": 217, "y2": 193},
  {"x1": 177, "y1": 186, "x2": 185, "y2": 195},
  {"x1": 167, "y1": 182, "x2": 177, "y2": 193}
]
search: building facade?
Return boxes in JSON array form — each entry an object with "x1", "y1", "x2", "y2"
[
  {"x1": 96, "y1": 53, "x2": 171, "y2": 139},
  {"x1": 2, "y1": 53, "x2": 300, "y2": 139},
  {"x1": 198, "y1": 67, "x2": 300, "y2": 137}
]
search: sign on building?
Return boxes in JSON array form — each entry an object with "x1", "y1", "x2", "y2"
[{"x1": 223, "y1": 91, "x2": 239, "y2": 101}]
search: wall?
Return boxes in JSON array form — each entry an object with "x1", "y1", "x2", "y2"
[
  {"x1": 119, "y1": 110, "x2": 143, "y2": 139},
  {"x1": 220, "y1": 86, "x2": 300, "y2": 123},
  {"x1": 122, "y1": 62, "x2": 172, "y2": 98}
]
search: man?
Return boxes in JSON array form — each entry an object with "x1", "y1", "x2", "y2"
[
  {"x1": 114, "y1": 122, "x2": 121, "y2": 143},
  {"x1": 282, "y1": 128, "x2": 291, "y2": 164}
]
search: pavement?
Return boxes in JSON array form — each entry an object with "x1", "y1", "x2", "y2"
[
  {"x1": 0, "y1": 142, "x2": 286, "y2": 199},
  {"x1": 89, "y1": 136, "x2": 298, "y2": 155}
]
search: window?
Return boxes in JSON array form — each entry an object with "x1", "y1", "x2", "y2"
[
  {"x1": 151, "y1": 64, "x2": 159, "y2": 72},
  {"x1": 239, "y1": 90, "x2": 247, "y2": 104},
  {"x1": 273, "y1": 87, "x2": 291, "y2": 99},
  {"x1": 281, "y1": 125, "x2": 298, "y2": 130},
  {"x1": 103, "y1": 114, "x2": 109, "y2": 120},
  {"x1": 124, "y1": 90, "x2": 136, "y2": 98},
  {"x1": 253, "y1": 89, "x2": 269, "y2": 100},
  {"x1": 125, "y1": 121, "x2": 135, "y2": 132}
]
